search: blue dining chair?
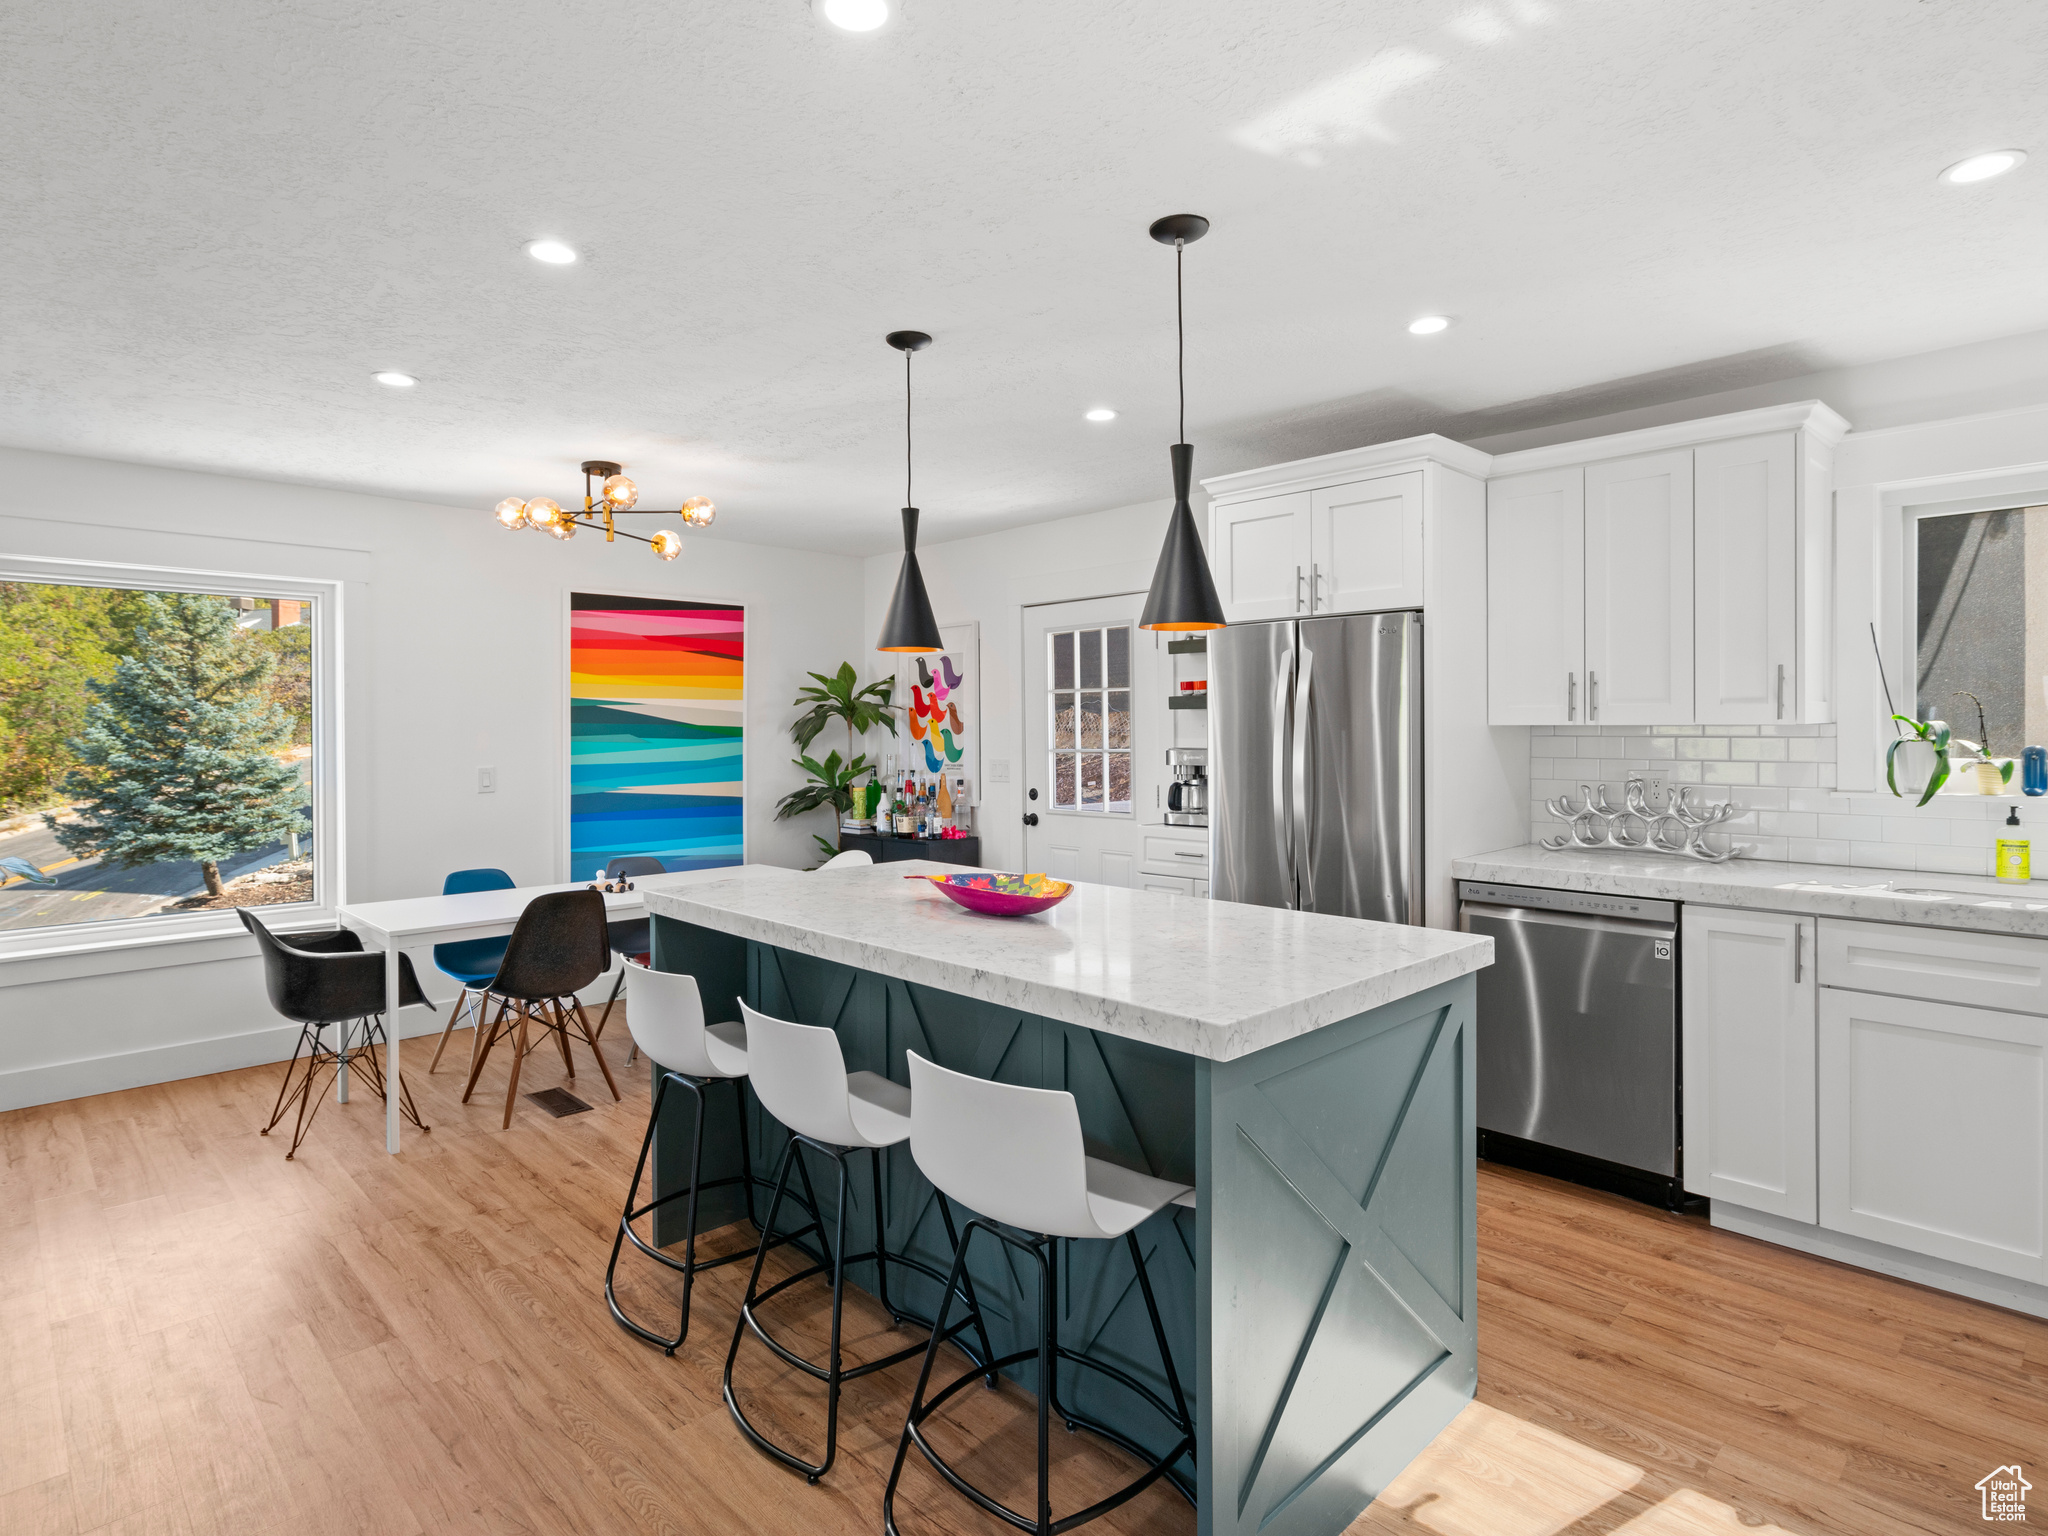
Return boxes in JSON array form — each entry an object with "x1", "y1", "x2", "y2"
[{"x1": 427, "y1": 867, "x2": 517, "y2": 1074}]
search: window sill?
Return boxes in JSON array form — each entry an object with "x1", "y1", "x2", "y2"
[{"x1": 0, "y1": 905, "x2": 338, "y2": 989}]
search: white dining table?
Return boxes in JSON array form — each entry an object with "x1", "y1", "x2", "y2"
[{"x1": 338, "y1": 881, "x2": 649, "y2": 1152}]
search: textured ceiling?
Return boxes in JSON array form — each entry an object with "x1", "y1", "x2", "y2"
[{"x1": 5, "y1": 0, "x2": 2046, "y2": 554}]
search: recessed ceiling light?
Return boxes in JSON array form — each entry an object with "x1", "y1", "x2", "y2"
[
  {"x1": 1407, "y1": 315, "x2": 1452, "y2": 335},
  {"x1": 525, "y1": 238, "x2": 578, "y2": 265},
  {"x1": 373, "y1": 371, "x2": 416, "y2": 388},
  {"x1": 815, "y1": 0, "x2": 889, "y2": 31},
  {"x1": 1939, "y1": 150, "x2": 2026, "y2": 185},
  {"x1": 1085, "y1": 407, "x2": 1117, "y2": 422}
]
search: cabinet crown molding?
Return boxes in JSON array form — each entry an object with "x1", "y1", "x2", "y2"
[
  {"x1": 1200, "y1": 433, "x2": 1492, "y2": 502},
  {"x1": 1486, "y1": 400, "x2": 1851, "y2": 478}
]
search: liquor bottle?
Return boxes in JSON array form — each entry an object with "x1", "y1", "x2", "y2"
[{"x1": 936, "y1": 773, "x2": 953, "y2": 830}]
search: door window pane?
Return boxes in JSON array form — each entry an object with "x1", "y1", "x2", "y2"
[
  {"x1": 1107, "y1": 626, "x2": 1130, "y2": 688},
  {"x1": 1053, "y1": 691, "x2": 1075, "y2": 749},
  {"x1": 1079, "y1": 628, "x2": 1102, "y2": 688},
  {"x1": 1055, "y1": 752, "x2": 1076, "y2": 807},
  {"x1": 1106, "y1": 690, "x2": 1130, "y2": 749},
  {"x1": 1080, "y1": 753, "x2": 1104, "y2": 806},
  {"x1": 1107, "y1": 752, "x2": 1131, "y2": 811},
  {"x1": 1080, "y1": 692, "x2": 1103, "y2": 749},
  {"x1": 1052, "y1": 630, "x2": 1074, "y2": 691}
]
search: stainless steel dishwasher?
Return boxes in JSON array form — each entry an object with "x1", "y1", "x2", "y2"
[{"x1": 1457, "y1": 880, "x2": 1685, "y2": 1207}]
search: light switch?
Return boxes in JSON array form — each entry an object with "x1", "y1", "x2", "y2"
[
  {"x1": 987, "y1": 758, "x2": 1011, "y2": 783},
  {"x1": 478, "y1": 767, "x2": 496, "y2": 794}
]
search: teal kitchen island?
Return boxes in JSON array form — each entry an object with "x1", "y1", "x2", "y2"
[{"x1": 639, "y1": 861, "x2": 1491, "y2": 1536}]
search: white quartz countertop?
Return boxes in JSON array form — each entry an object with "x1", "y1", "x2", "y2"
[
  {"x1": 1454, "y1": 844, "x2": 2048, "y2": 937},
  {"x1": 639, "y1": 861, "x2": 1490, "y2": 1061}
]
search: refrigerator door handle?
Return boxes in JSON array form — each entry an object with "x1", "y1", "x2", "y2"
[
  {"x1": 1274, "y1": 648, "x2": 1295, "y2": 897},
  {"x1": 1292, "y1": 643, "x2": 1315, "y2": 905}
]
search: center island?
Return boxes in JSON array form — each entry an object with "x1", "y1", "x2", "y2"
[{"x1": 638, "y1": 860, "x2": 1492, "y2": 1536}]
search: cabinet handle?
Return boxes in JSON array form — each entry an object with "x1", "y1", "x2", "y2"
[
  {"x1": 1776, "y1": 662, "x2": 1786, "y2": 720},
  {"x1": 1313, "y1": 563, "x2": 1324, "y2": 610},
  {"x1": 1172, "y1": 850, "x2": 1204, "y2": 859},
  {"x1": 1568, "y1": 672, "x2": 1577, "y2": 722},
  {"x1": 1793, "y1": 925, "x2": 1803, "y2": 983},
  {"x1": 1295, "y1": 565, "x2": 1305, "y2": 613},
  {"x1": 1588, "y1": 670, "x2": 1599, "y2": 721}
]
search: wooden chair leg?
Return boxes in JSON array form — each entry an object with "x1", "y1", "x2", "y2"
[
  {"x1": 462, "y1": 999, "x2": 510, "y2": 1104},
  {"x1": 465, "y1": 994, "x2": 503, "y2": 1089},
  {"x1": 569, "y1": 998, "x2": 623, "y2": 1102},
  {"x1": 429, "y1": 988, "x2": 472, "y2": 1073},
  {"x1": 501, "y1": 1005, "x2": 532, "y2": 1130},
  {"x1": 550, "y1": 999, "x2": 576, "y2": 1077}
]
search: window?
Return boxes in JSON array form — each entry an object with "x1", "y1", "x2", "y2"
[
  {"x1": 0, "y1": 559, "x2": 334, "y2": 944},
  {"x1": 1915, "y1": 504, "x2": 2048, "y2": 752},
  {"x1": 1047, "y1": 625, "x2": 1132, "y2": 812}
]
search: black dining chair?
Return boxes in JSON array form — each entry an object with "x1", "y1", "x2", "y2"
[
  {"x1": 595, "y1": 855, "x2": 665, "y2": 1046},
  {"x1": 461, "y1": 888, "x2": 619, "y2": 1128},
  {"x1": 238, "y1": 908, "x2": 433, "y2": 1159}
]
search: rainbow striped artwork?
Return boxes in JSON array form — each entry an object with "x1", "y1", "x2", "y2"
[{"x1": 569, "y1": 594, "x2": 744, "y2": 878}]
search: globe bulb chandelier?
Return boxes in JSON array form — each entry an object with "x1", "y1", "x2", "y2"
[{"x1": 489, "y1": 461, "x2": 715, "y2": 561}]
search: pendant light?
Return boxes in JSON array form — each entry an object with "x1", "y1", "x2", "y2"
[
  {"x1": 876, "y1": 329, "x2": 944, "y2": 653},
  {"x1": 1138, "y1": 214, "x2": 1226, "y2": 632}
]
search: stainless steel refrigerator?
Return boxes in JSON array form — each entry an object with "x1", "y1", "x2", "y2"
[{"x1": 1209, "y1": 610, "x2": 1422, "y2": 922}]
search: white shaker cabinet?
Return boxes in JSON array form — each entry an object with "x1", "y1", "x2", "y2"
[
  {"x1": 1484, "y1": 467, "x2": 1585, "y2": 725},
  {"x1": 1681, "y1": 906, "x2": 1817, "y2": 1221},
  {"x1": 1694, "y1": 432, "x2": 1797, "y2": 724},
  {"x1": 1311, "y1": 471, "x2": 1424, "y2": 615},
  {"x1": 1583, "y1": 449, "x2": 1694, "y2": 725},
  {"x1": 1211, "y1": 491, "x2": 1310, "y2": 622},
  {"x1": 1817, "y1": 988, "x2": 2046, "y2": 1283},
  {"x1": 1209, "y1": 470, "x2": 1429, "y2": 623}
]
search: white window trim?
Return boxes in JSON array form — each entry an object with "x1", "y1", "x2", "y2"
[
  {"x1": 0, "y1": 553, "x2": 344, "y2": 965},
  {"x1": 1044, "y1": 622, "x2": 1137, "y2": 817}
]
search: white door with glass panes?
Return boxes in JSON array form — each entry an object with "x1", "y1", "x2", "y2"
[{"x1": 1022, "y1": 595, "x2": 1167, "y2": 886}]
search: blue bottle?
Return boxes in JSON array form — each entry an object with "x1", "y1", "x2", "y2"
[{"x1": 2024, "y1": 745, "x2": 2048, "y2": 796}]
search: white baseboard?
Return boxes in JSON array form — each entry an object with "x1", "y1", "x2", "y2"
[{"x1": 1712, "y1": 1202, "x2": 2048, "y2": 1321}]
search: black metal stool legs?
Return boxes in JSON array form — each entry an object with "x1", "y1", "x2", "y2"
[
  {"x1": 723, "y1": 1134, "x2": 992, "y2": 1484},
  {"x1": 605, "y1": 1070, "x2": 775, "y2": 1354},
  {"x1": 883, "y1": 1219, "x2": 1196, "y2": 1536}
]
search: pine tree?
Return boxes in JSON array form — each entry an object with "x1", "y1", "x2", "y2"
[{"x1": 49, "y1": 593, "x2": 306, "y2": 898}]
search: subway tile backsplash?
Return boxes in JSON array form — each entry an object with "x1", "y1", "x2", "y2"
[{"x1": 1527, "y1": 724, "x2": 2032, "y2": 877}]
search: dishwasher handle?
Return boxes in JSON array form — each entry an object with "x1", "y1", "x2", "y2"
[{"x1": 1459, "y1": 900, "x2": 1676, "y2": 941}]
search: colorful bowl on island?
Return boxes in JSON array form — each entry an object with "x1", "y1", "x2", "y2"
[{"x1": 924, "y1": 871, "x2": 1072, "y2": 916}]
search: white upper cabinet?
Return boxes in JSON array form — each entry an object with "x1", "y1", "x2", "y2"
[
  {"x1": 1312, "y1": 471, "x2": 1424, "y2": 615},
  {"x1": 1694, "y1": 432, "x2": 1796, "y2": 724},
  {"x1": 1482, "y1": 403, "x2": 1845, "y2": 726},
  {"x1": 1485, "y1": 467, "x2": 1585, "y2": 725},
  {"x1": 1583, "y1": 450, "x2": 1693, "y2": 725},
  {"x1": 1212, "y1": 491, "x2": 1310, "y2": 622}
]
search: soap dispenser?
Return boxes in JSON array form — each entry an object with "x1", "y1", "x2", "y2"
[{"x1": 1997, "y1": 805, "x2": 2032, "y2": 884}]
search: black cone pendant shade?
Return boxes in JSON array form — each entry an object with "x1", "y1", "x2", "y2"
[
  {"x1": 876, "y1": 330, "x2": 944, "y2": 653},
  {"x1": 1139, "y1": 214, "x2": 1226, "y2": 632}
]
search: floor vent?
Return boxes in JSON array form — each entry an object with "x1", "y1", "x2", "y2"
[{"x1": 526, "y1": 1088, "x2": 594, "y2": 1118}]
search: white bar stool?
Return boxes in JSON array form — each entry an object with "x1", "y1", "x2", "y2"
[
  {"x1": 604, "y1": 961, "x2": 772, "y2": 1354},
  {"x1": 724, "y1": 1000, "x2": 993, "y2": 1484},
  {"x1": 885, "y1": 1051, "x2": 1197, "y2": 1536}
]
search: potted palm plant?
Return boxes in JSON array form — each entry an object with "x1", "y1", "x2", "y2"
[{"x1": 774, "y1": 663, "x2": 897, "y2": 864}]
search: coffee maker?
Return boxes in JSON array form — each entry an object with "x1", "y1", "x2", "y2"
[{"x1": 1165, "y1": 747, "x2": 1208, "y2": 827}]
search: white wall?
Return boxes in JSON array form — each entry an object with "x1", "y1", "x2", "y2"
[
  {"x1": 860, "y1": 495, "x2": 1188, "y2": 874},
  {"x1": 0, "y1": 446, "x2": 866, "y2": 1109}
]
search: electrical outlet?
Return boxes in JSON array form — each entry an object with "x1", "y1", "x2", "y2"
[
  {"x1": 1637, "y1": 774, "x2": 1670, "y2": 812},
  {"x1": 478, "y1": 766, "x2": 496, "y2": 794}
]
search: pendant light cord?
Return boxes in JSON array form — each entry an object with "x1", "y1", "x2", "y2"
[
  {"x1": 904, "y1": 349, "x2": 913, "y2": 508},
  {"x1": 1176, "y1": 240, "x2": 1186, "y2": 444}
]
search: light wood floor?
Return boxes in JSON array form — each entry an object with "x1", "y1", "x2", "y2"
[{"x1": 3, "y1": 1019, "x2": 2041, "y2": 1536}]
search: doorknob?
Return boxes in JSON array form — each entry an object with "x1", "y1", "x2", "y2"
[{"x1": 1022, "y1": 813, "x2": 1039, "y2": 827}]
